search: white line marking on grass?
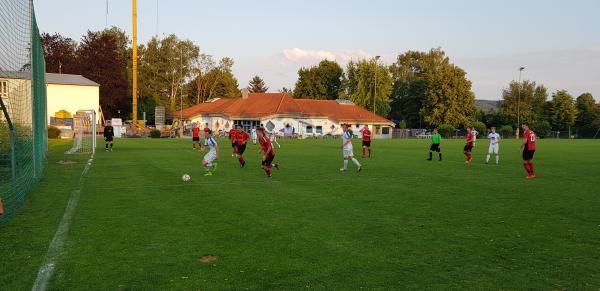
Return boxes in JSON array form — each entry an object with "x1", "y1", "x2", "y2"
[{"x1": 31, "y1": 156, "x2": 93, "y2": 291}]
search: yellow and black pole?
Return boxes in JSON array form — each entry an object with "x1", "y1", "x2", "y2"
[{"x1": 131, "y1": 0, "x2": 138, "y2": 127}]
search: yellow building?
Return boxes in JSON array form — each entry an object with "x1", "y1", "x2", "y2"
[
  {"x1": 46, "y1": 73, "x2": 99, "y2": 125},
  {"x1": 0, "y1": 72, "x2": 99, "y2": 125}
]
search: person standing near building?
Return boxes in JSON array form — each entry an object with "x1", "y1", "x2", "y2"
[
  {"x1": 360, "y1": 125, "x2": 372, "y2": 158},
  {"x1": 235, "y1": 125, "x2": 249, "y2": 168},
  {"x1": 104, "y1": 121, "x2": 114, "y2": 152},
  {"x1": 192, "y1": 123, "x2": 201, "y2": 151},
  {"x1": 340, "y1": 124, "x2": 362, "y2": 172},
  {"x1": 251, "y1": 127, "x2": 258, "y2": 145},
  {"x1": 486, "y1": 127, "x2": 501, "y2": 164},
  {"x1": 427, "y1": 128, "x2": 442, "y2": 161}
]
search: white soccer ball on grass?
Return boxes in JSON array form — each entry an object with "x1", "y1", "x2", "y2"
[{"x1": 182, "y1": 174, "x2": 191, "y2": 182}]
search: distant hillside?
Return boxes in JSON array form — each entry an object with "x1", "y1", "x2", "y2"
[{"x1": 475, "y1": 100, "x2": 502, "y2": 112}]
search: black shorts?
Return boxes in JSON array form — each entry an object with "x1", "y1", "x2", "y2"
[
  {"x1": 192, "y1": 137, "x2": 200, "y2": 142},
  {"x1": 464, "y1": 144, "x2": 473, "y2": 152},
  {"x1": 362, "y1": 140, "x2": 371, "y2": 147},
  {"x1": 430, "y1": 143, "x2": 440, "y2": 152},
  {"x1": 104, "y1": 136, "x2": 113, "y2": 142},
  {"x1": 522, "y1": 149, "x2": 535, "y2": 161},
  {"x1": 236, "y1": 143, "x2": 247, "y2": 154},
  {"x1": 262, "y1": 154, "x2": 275, "y2": 166}
]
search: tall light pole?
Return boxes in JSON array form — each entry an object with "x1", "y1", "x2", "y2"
[
  {"x1": 373, "y1": 55, "x2": 381, "y2": 115},
  {"x1": 132, "y1": 0, "x2": 138, "y2": 127},
  {"x1": 516, "y1": 66, "x2": 525, "y2": 138}
]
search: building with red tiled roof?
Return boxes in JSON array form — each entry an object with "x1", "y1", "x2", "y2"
[{"x1": 174, "y1": 90, "x2": 394, "y2": 139}]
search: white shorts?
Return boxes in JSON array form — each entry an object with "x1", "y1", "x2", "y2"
[
  {"x1": 343, "y1": 148, "x2": 354, "y2": 158},
  {"x1": 203, "y1": 151, "x2": 217, "y2": 166},
  {"x1": 488, "y1": 144, "x2": 499, "y2": 154}
]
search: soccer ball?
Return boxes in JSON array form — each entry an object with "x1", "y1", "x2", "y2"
[{"x1": 182, "y1": 174, "x2": 191, "y2": 182}]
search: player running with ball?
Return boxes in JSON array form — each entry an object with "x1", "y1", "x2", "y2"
[
  {"x1": 521, "y1": 122, "x2": 537, "y2": 179},
  {"x1": 202, "y1": 130, "x2": 219, "y2": 176},
  {"x1": 340, "y1": 124, "x2": 362, "y2": 172},
  {"x1": 486, "y1": 127, "x2": 501, "y2": 164},
  {"x1": 257, "y1": 128, "x2": 279, "y2": 178}
]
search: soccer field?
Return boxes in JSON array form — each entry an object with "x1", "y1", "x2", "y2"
[{"x1": 2, "y1": 138, "x2": 599, "y2": 290}]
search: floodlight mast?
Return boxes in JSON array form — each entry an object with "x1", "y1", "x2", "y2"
[{"x1": 132, "y1": 0, "x2": 138, "y2": 127}]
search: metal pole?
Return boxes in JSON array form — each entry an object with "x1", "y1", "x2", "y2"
[
  {"x1": 516, "y1": 66, "x2": 525, "y2": 138},
  {"x1": 132, "y1": 0, "x2": 138, "y2": 127}
]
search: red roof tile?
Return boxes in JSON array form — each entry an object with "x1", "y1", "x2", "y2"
[{"x1": 173, "y1": 93, "x2": 391, "y2": 124}]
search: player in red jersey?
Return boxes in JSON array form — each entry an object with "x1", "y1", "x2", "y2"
[
  {"x1": 191, "y1": 123, "x2": 201, "y2": 151},
  {"x1": 203, "y1": 122, "x2": 210, "y2": 133},
  {"x1": 520, "y1": 122, "x2": 537, "y2": 179},
  {"x1": 235, "y1": 125, "x2": 249, "y2": 167},
  {"x1": 464, "y1": 127, "x2": 475, "y2": 164},
  {"x1": 229, "y1": 127, "x2": 238, "y2": 156},
  {"x1": 359, "y1": 125, "x2": 372, "y2": 158},
  {"x1": 257, "y1": 128, "x2": 280, "y2": 178}
]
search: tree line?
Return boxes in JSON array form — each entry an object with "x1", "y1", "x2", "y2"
[{"x1": 42, "y1": 29, "x2": 598, "y2": 135}]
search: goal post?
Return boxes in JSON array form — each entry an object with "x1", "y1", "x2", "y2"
[{"x1": 65, "y1": 110, "x2": 96, "y2": 155}]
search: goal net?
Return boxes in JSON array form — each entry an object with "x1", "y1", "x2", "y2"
[{"x1": 65, "y1": 110, "x2": 97, "y2": 155}]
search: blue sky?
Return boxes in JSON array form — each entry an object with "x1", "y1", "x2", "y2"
[{"x1": 35, "y1": 0, "x2": 600, "y2": 100}]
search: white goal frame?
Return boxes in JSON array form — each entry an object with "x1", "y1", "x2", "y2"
[{"x1": 65, "y1": 109, "x2": 96, "y2": 155}]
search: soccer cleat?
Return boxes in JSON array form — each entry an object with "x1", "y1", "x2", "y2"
[
  {"x1": 357, "y1": 166, "x2": 362, "y2": 172},
  {"x1": 339, "y1": 168, "x2": 346, "y2": 172},
  {"x1": 241, "y1": 161, "x2": 246, "y2": 168},
  {"x1": 273, "y1": 164, "x2": 280, "y2": 170},
  {"x1": 526, "y1": 175, "x2": 537, "y2": 179},
  {"x1": 204, "y1": 172, "x2": 213, "y2": 176},
  {"x1": 427, "y1": 158, "x2": 432, "y2": 161}
]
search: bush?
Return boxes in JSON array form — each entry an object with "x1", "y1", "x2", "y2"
[
  {"x1": 532, "y1": 120, "x2": 551, "y2": 138},
  {"x1": 150, "y1": 129, "x2": 161, "y2": 138},
  {"x1": 438, "y1": 124, "x2": 456, "y2": 137},
  {"x1": 499, "y1": 125, "x2": 513, "y2": 138},
  {"x1": 48, "y1": 126, "x2": 61, "y2": 139},
  {"x1": 472, "y1": 121, "x2": 487, "y2": 136}
]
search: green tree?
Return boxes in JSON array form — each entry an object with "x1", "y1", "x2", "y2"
[
  {"x1": 575, "y1": 93, "x2": 599, "y2": 127},
  {"x1": 294, "y1": 67, "x2": 327, "y2": 99},
  {"x1": 77, "y1": 28, "x2": 130, "y2": 119},
  {"x1": 547, "y1": 90, "x2": 577, "y2": 130},
  {"x1": 138, "y1": 34, "x2": 200, "y2": 112},
  {"x1": 340, "y1": 58, "x2": 392, "y2": 116},
  {"x1": 40, "y1": 33, "x2": 78, "y2": 74},
  {"x1": 500, "y1": 80, "x2": 548, "y2": 126},
  {"x1": 293, "y1": 60, "x2": 343, "y2": 100},
  {"x1": 247, "y1": 75, "x2": 268, "y2": 93},
  {"x1": 390, "y1": 48, "x2": 476, "y2": 127}
]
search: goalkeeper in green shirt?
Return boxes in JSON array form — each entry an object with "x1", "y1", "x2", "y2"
[{"x1": 428, "y1": 128, "x2": 442, "y2": 161}]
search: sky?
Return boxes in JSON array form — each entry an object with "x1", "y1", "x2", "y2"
[{"x1": 34, "y1": 0, "x2": 600, "y2": 101}]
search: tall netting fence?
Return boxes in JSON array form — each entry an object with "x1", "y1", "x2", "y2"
[{"x1": 0, "y1": 0, "x2": 47, "y2": 223}]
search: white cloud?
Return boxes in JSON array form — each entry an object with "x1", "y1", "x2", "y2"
[{"x1": 282, "y1": 48, "x2": 371, "y2": 64}]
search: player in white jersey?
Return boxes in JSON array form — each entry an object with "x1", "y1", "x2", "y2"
[
  {"x1": 269, "y1": 130, "x2": 281, "y2": 148},
  {"x1": 251, "y1": 127, "x2": 258, "y2": 145},
  {"x1": 340, "y1": 124, "x2": 362, "y2": 172},
  {"x1": 202, "y1": 130, "x2": 219, "y2": 176},
  {"x1": 486, "y1": 127, "x2": 501, "y2": 164}
]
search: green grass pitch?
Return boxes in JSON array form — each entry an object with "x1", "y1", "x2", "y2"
[{"x1": 1, "y1": 138, "x2": 599, "y2": 290}]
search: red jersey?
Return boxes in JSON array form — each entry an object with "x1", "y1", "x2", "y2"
[
  {"x1": 192, "y1": 127, "x2": 200, "y2": 138},
  {"x1": 229, "y1": 129, "x2": 237, "y2": 142},
  {"x1": 259, "y1": 136, "x2": 275, "y2": 156},
  {"x1": 235, "y1": 131, "x2": 249, "y2": 145},
  {"x1": 360, "y1": 129, "x2": 372, "y2": 142},
  {"x1": 524, "y1": 129, "x2": 536, "y2": 150},
  {"x1": 466, "y1": 132, "x2": 474, "y2": 146}
]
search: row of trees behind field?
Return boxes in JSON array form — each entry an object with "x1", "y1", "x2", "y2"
[{"x1": 41, "y1": 28, "x2": 599, "y2": 134}]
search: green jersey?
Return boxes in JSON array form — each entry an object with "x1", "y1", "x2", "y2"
[{"x1": 431, "y1": 133, "x2": 441, "y2": 144}]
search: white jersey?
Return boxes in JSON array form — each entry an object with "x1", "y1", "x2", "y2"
[
  {"x1": 204, "y1": 137, "x2": 218, "y2": 154},
  {"x1": 342, "y1": 131, "x2": 353, "y2": 150},
  {"x1": 488, "y1": 132, "x2": 500, "y2": 145}
]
